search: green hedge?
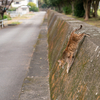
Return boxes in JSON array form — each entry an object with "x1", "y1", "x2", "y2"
[
  {"x1": 8, "y1": 7, "x2": 17, "y2": 11},
  {"x1": 3, "y1": 15, "x2": 12, "y2": 20},
  {"x1": 63, "y1": 5, "x2": 72, "y2": 14},
  {"x1": 28, "y1": 2, "x2": 39, "y2": 12},
  {"x1": 30, "y1": 6, "x2": 39, "y2": 12},
  {"x1": 74, "y1": 1, "x2": 85, "y2": 17}
]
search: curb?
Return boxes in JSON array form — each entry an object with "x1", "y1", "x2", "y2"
[{"x1": 19, "y1": 15, "x2": 50, "y2": 100}]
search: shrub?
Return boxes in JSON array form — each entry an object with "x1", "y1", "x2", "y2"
[
  {"x1": 3, "y1": 15, "x2": 7, "y2": 19},
  {"x1": 3, "y1": 14, "x2": 12, "y2": 20},
  {"x1": 63, "y1": 5, "x2": 72, "y2": 14},
  {"x1": 30, "y1": 6, "x2": 39, "y2": 12},
  {"x1": 74, "y1": 1, "x2": 85, "y2": 17},
  {"x1": 28, "y1": 2, "x2": 36, "y2": 7},
  {"x1": 28, "y1": 2, "x2": 39, "y2": 12},
  {"x1": 41, "y1": 3, "x2": 47, "y2": 8},
  {"x1": 11, "y1": 21, "x2": 20, "y2": 25},
  {"x1": 8, "y1": 7, "x2": 17, "y2": 11}
]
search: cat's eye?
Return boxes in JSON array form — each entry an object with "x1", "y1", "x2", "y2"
[
  {"x1": 68, "y1": 56, "x2": 70, "y2": 58},
  {"x1": 72, "y1": 56, "x2": 74, "y2": 58}
]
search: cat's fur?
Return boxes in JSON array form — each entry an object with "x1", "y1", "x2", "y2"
[{"x1": 58, "y1": 25, "x2": 90, "y2": 73}]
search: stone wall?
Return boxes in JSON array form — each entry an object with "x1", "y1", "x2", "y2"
[{"x1": 47, "y1": 10, "x2": 100, "y2": 100}]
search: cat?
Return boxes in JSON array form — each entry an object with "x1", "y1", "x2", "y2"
[{"x1": 58, "y1": 25, "x2": 90, "y2": 73}]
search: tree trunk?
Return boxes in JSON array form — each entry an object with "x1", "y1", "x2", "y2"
[
  {"x1": 96, "y1": 0, "x2": 99, "y2": 17},
  {"x1": 1, "y1": 12, "x2": 4, "y2": 19},
  {"x1": 92, "y1": 0, "x2": 99, "y2": 18},
  {"x1": 88, "y1": 0, "x2": 92, "y2": 18},
  {"x1": 83, "y1": 1, "x2": 89, "y2": 20},
  {"x1": 92, "y1": 1, "x2": 95, "y2": 17},
  {"x1": 72, "y1": 1, "x2": 75, "y2": 16},
  {"x1": 58, "y1": 5, "x2": 62, "y2": 13},
  {"x1": 85, "y1": 3, "x2": 89, "y2": 20}
]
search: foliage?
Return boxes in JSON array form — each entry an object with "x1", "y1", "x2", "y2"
[
  {"x1": 8, "y1": 7, "x2": 17, "y2": 11},
  {"x1": 63, "y1": 5, "x2": 72, "y2": 14},
  {"x1": 28, "y1": 2, "x2": 36, "y2": 7},
  {"x1": 27, "y1": 2, "x2": 39, "y2": 12},
  {"x1": 43, "y1": 0, "x2": 52, "y2": 8},
  {"x1": 0, "y1": 0, "x2": 13, "y2": 19},
  {"x1": 3, "y1": 14, "x2": 12, "y2": 20},
  {"x1": 43, "y1": 0, "x2": 50, "y2": 5},
  {"x1": 49, "y1": 0, "x2": 61, "y2": 7},
  {"x1": 0, "y1": 15, "x2": 2, "y2": 20},
  {"x1": 97, "y1": 9, "x2": 100, "y2": 16},
  {"x1": 39, "y1": 0, "x2": 49, "y2": 8},
  {"x1": 74, "y1": 1, "x2": 85, "y2": 17},
  {"x1": 43, "y1": 0, "x2": 72, "y2": 12},
  {"x1": 30, "y1": 6, "x2": 39, "y2": 12},
  {"x1": 43, "y1": 0, "x2": 100, "y2": 20},
  {"x1": 3, "y1": 15, "x2": 7, "y2": 19},
  {"x1": 11, "y1": 21, "x2": 20, "y2": 25},
  {"x1": 41, "y1": 3, "x2": 48, "y2": 8}
]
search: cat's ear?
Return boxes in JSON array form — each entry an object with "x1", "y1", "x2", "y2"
[
  {"x1": 58, "y1": 60, "x2": 61, "y2": 64},
  {"x1": 58, "y1": 60, "x2": 62, "y2": 66},
  {"x1": 58, "y1": 60, "x2": 60, "y2": 62}
]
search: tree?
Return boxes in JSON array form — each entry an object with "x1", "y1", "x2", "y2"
[
  {"x1": 83, "y1": 0, "x2": 92, "y2": 20},
  {"x1": 0, "y1": 0, "x2": 14, "y2": 19},
  {"x1": 49, "y1": 0, "x2": 62, "y2": 12},
  {"x1": 43, "y1": 0, "x2": 70, "y2": 12},
  {"x1": 83, "y1": 0, "x2": 100, "y2": 20},
  {"x1": 43, "y1": 0, "x2": 50, "y2": 5},
  {"x1": 43, "y1": 0, "x2": 100, "y2": 20},
  {"x1": 72, "y1": 0, "x2": 75, "y2": 15},
  {"x1": 74, "y1": 1, "x2": 85, "y2": 17},
  {"x1": 92, "y1": 0, "x2": 99, "y2": 17}
]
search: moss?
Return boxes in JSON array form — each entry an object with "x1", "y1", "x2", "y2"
[
  {"x1": 48, "y1": 10, "x2": 100, "y2": 100},
  {"x1": 59, "y1": 68, "x2": 64, "y2": 77},
  {"x1": 38, "y1": 33, "x2": 42, "y2": 39}
]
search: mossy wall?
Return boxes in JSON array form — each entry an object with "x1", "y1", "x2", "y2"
[{"x1": 47, "y1": 10, "x2": 100, "y2": 100}]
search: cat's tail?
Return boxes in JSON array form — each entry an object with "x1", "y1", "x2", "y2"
[{"x1": 73, "y1": 25, "x2": 82, "y2": 32}]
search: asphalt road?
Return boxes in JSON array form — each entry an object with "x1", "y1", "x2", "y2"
[{"x1": 0, "y1": 11, "x2": 46, "y2": 100}]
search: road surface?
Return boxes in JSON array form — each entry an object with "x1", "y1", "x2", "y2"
[{"x1": 0, "y1": 11, "x2": 46, "y2": 100}]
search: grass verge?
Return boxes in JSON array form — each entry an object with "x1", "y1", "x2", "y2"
[
  {"x1": 11, "y1": 21, "x2": 21, "y2": 25},
  {"x1": 66, "y1": 9, "x2": 100, "y2": 28}
]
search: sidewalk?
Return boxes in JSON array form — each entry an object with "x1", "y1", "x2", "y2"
[{"x1": 19, "y1": 16, "x2": 50, "y2": 100}]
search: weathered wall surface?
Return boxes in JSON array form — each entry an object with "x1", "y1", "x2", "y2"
[{"x1": 47, "y1": 10, "x2": 100, "y2": 100}]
